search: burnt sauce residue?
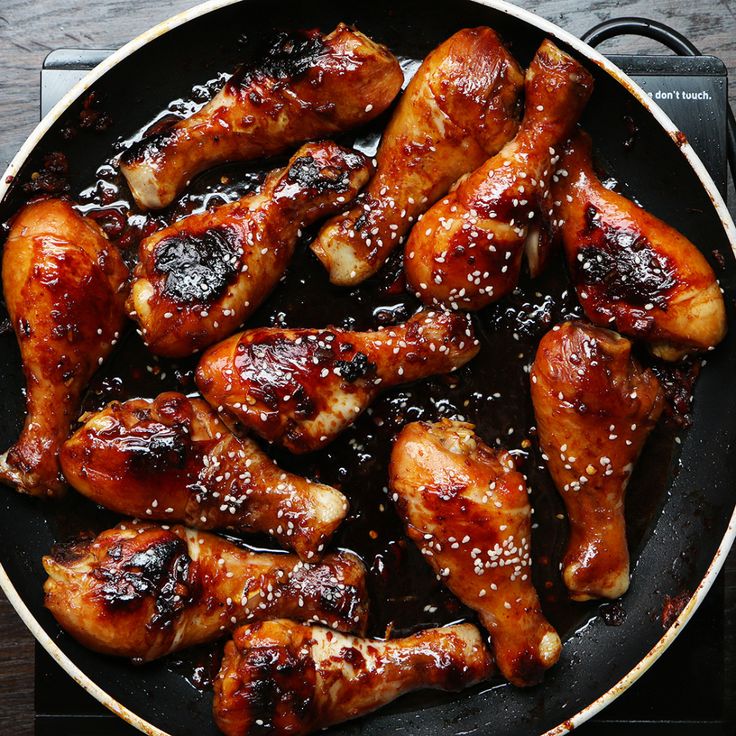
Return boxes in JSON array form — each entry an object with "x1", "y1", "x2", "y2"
[
  {"x1": 577, "y1": 204, "x2": 677, "y2": 309},
  {"x1": 101, "y1": 535, "x2": 194, "y2": 627},
  {"x1": 154, "y1": 226, "x2": 243, "y2": 305},
  {"x1": 229, "y1": 30, "x2": 328, "y2": 89},
  {"x1": 8, "y1": 57, "x2": 682, "y2": 691}
]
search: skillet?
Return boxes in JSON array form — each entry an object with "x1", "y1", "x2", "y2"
[{"x1": 0, "y1": 1, "x2": 735, "y2": 734}]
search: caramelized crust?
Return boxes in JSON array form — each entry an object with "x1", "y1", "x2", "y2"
[
  {"x1": 311, "y1": 27, "x2": 524, "y2": 285},
  {"x1": 0, "y1": 199, "x2": 128, "y2": 497},
  {"x1": 120, "y1": 24, "x2": 403, "y2": 209},
  {"x1": 389, "y1": 420, "x2": 561, "y2": 686},
  {"x1": 60, "y1": 393, "x2": 348, "y2": 559},
  {"x1": 214, "y1": 620, "x2": 493, "y2": 736},
  {"x1": 530, "y1": 321, "x2": 664, "y2": 600},
  {"x1": 128, "y1": 141, "x2": 372, "y2": 357},
  {"x1": 196, "y1": 310, "x2": 480, "y2": 453},
  {"x1": 43, "y1": 523, "x2": 369, "y2": 660},
  {"x1": 405, "y1": 39, "x2": 594, "y2": 310},
  {"x1": 553, "y1": 131, "x2": 727, "y2": 360}
]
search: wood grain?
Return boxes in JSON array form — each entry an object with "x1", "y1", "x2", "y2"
[{"x1": 0, "y1": 1, "x2": 735, "y2": 734}]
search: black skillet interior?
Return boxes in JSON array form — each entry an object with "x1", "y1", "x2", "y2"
[{"x1": 1, "y1": 0, "x2": 735, "y2": 734}]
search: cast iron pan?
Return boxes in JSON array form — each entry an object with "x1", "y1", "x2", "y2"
[{"x1": 1, "y1": 1, "x2": 735, "y2": 734}]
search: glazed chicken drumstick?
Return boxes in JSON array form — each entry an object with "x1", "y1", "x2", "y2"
[
  {"x1": 553, "y1": 131, "x2": 726, "y2": 360},
  {"x1": 60, "y1": 393, "x2": 348, "y2": 560},
  {"x1": 196, "y1": 310, "x2": 479, "y2": 453},
  {"x1": 43, "y1": 523, "x2": 369, "y2": 661},
  {"x1": 213, "y1": 620, "x2": 493, "y2": 736},
  {"x1": 389, "y1": 420, "x2": 561, "y2": 686},
  {"x1": 310, "y1": 26, "x2": 524, "y2": 285},
  {"x1": 530, "y1": 322, "x2": 664, "y2": 600},
  {"x1": 0, "y1": 199, "x2": 128, "y2": 498},
  {"x1": 120, "y1": 24, "x2": 403, "y2": 209},
  {"x1": 129, "y1": 141, "x2": 372, "y2": 357},
  {"x1": 405, "y1": 40, "x2": 594, "y2": 310}
]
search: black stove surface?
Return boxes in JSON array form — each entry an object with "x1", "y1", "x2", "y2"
[{"x1": 33, "y1": 46, "x2": 736, "y2": 736}]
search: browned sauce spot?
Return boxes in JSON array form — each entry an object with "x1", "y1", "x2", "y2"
[
  {"x1": 154, "y1": 226, "x2": 242, "y2": 305},
  {"x1": 335, "y1": 352, "x2": 375, "y2": 382},
  {"x1": 284, "y1": 154, "x2": 353, "y2": 194},
  {"x1": 649, "y1": 359, "x2": 700, "y2": 428},
  {"x1": 229, "y1": 30, "x2": 328, "y2": 89},
  {"x1": 121, "y1": 423, "x2": 192, "y2": 475},
  {"x1": 98, "y1": 535, "x2": 196, "y2": 627},
  {"x1": 576, "y1": 204, "x2": 676, "y2": 308},
  {"x1": 237, "y1": 641, "x2": 315, "y2": 728},
  {"x1": 49, "y1": 532, "x2": 97, "y2": 565},
  {"x1": 121, "y1": 128, "x2": 181, "y2": 167}
]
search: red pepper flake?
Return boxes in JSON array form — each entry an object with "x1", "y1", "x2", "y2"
[
  {"x1": 661, "y1": 590, "x2": 690, "y2": 629},
  {"x1": 22, "y1": 151, "x2": 70, "y2": 196},
  {"x1": 672, "y1": 130, "x2": 688, "y2": 147},
  {"x1": 79, "y1": 91, "x2": 113, "y2": 132}
]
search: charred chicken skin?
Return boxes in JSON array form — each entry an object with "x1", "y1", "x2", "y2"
[
  {"x1": 310, "y1": 26, "x2": 524, "y2": 285},
  {"x1": 553, "y1": 131, "x2": 727, "y2": 361},
  {"x1": 196, "y1": 310, "x2": 480, "y2": 454},
  {"x1": 120, "y1": 24, "x2": 403, "y2": 210},
  {"x1": 60, "y1": 393, "x2": 348, "y2": 560},
  {"x1": 405, "y1": 40, "x2": 594, "y2": 310},
  {"x1": 0, "y1": 199, "x2": 128, "y2": 498},
  {"x1": 389, "y1": 420, "x2": 561, "y2": 686},
  {"x1": 43, "y1": 523, "x2": 369, "y2": 661},
  {"x1": 530, "y1": 322, "x2": 664, "y2": 600},
  {"x1": 128, "y1": 141, "x2": 372, "y2": 357},
  {"x1": 213, "y1": 620, "x2": 493, "y2": 736}
]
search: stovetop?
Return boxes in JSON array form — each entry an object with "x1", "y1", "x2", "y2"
[{"x1": 33, "y1": 45, "x2": 736, "y2": 736}]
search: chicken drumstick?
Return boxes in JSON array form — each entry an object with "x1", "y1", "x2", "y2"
[
  {"x1": 389, "y1": 419, "x2": 561, "y2": 686},
  {"x1": 214, "y1": 620, "x2": 493, "y2": 736},
  {"x1": 196, "y1": 310, "x2": 479, "y2": 453},
  {"x1": 0, "y1": 199, "x2": 128, "y2": 497},
  {"x1": 530, "y1": 321, "x2": 664, "y2": 600},
  {"x1": 43, "y1": 522, "x2": 369, "y2": 660},
  {"x1": 128, "y1": 141, "x2": 372, "y2": 357},
  {"x1": 553, "y1": 131, "x2": 726, "y2": 360},
  {"x1": 60, "y1": 393, "x2": 348, "y2": 560},
  {"x1": 120, "y1": 24, "x2": 402, "y2": 209}
]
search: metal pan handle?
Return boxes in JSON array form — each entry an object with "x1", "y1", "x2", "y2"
[{"x1": 582, "y1": 17, "x2": 736, "y2": 188}]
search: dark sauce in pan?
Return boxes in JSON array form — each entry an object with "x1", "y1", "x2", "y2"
[{"x1": 7, "y1": 54, "x2": 684, "y2": 691}]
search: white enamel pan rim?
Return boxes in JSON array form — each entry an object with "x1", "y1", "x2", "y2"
[{"x1": 0, "y1": 1, "x2": 734, "y2": 734}]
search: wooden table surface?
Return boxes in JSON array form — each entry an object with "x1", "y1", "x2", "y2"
[{"x1": 0, "y1": 1, "x2": 735, "y2": 734}]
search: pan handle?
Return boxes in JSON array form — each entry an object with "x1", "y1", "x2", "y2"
[{"x1": 582, "y1": 17, "x2": 736, "y2": 189}]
